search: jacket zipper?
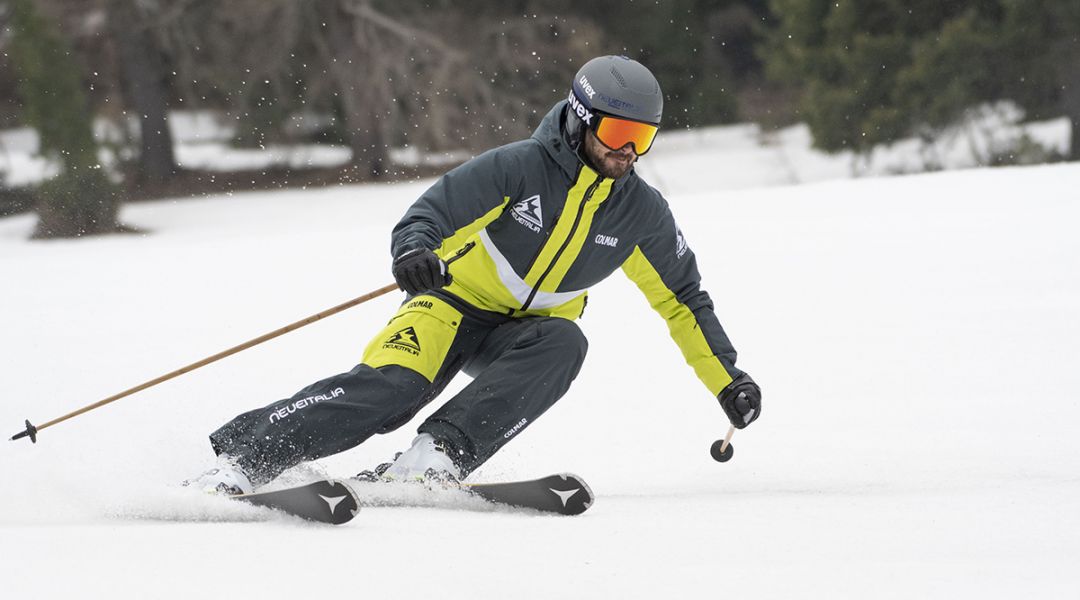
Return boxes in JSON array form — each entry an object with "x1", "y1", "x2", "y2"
[
  {"x1": 523, "y1": 209, "x2": 561, "y2": 276},
  {"x1": 508, "y1": 216, "x2": 560, "y2": 316},
  {"x1": 520, "y1": 176, "x2": 604, "y2": 311}
]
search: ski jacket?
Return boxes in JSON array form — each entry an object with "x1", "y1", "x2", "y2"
[{"x1": 392, "y1": 101, "x2": 743, "y2": 396}]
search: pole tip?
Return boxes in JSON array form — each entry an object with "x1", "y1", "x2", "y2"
[
  {"x1": 710, "y1": 438, "x2": 734, "y2": 462},
  {"x1": 10, "y1": 420, "x2": 37, "y2": 443}
]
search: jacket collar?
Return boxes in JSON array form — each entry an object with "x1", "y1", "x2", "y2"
[{"x1": 532, "y1": 100, "x2": 636, "y2": 194}]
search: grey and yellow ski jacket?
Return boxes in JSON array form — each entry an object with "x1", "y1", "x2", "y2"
[{"x1": 392, "y1": 101, "x2": 743, "y2": 397}]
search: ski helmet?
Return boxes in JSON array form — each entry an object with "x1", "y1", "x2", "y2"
[{"x1": 565, "y1": 55, "x2": 663, "y2": 155}]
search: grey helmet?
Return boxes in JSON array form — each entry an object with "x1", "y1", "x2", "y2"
[{"x1": 564, "y1": 55, "x2": 663, "y2": 152}]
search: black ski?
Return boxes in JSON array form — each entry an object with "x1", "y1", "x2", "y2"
[
  {"x1": 234, "y1": 479, "x2": 359, "y2": 525},
  {"x1": 467, "y1": 473, "x2": 593, "y2": 515},
  {"x1": 350, "y1": 472, "x2": 594, "y2": 516}
]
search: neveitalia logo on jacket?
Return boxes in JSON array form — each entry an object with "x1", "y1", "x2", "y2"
[{"x1": 511, "y1": 195, "x2": 543, "y2": 233}]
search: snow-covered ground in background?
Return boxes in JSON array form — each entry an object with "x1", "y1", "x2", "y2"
[
  {"x1": 0, "y1": 105, "x2": 1071, "y2": 189},
  {"x1": 1, "y1": 138, "x2": 1078, "y2": 597}
]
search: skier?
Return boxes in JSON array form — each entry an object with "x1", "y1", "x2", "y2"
[{"x1": 188, "y1": 55, "x2": 762, "y2": 495}]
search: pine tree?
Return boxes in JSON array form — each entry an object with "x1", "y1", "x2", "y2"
[
  {"x1": 9, "y1": 0, "x2": 121, "y2": 238},
  {"x1": 997, "y1": 0, "x2": 1080, "y2": 160},
  {"x1": 573, "y1": 0, "x2": 743, "y2": 128},
  {"x1": 761, "y1": 0, "x2": 1076, "y2": 159}
]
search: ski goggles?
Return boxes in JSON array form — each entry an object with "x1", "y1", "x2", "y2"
[
  {"x1": 569, "y1": 86, "x2": 659, "y2": 155},
  {"x1": 592, "y1": 114, "x2": 659, "y2": 156}
]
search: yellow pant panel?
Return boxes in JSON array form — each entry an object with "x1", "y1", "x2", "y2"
[{"x1": 361, "y1": 296, "x2": 463, "y2": 382}]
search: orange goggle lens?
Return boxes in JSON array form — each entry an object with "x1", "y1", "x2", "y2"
[{"x1": 595, "y1": 116, "x2": 659, "y2": 155}]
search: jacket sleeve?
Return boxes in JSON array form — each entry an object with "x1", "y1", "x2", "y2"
[
  {"x1": 391, "y1": 146, "x2": 520, "y2": 258},
  {"x1": 620, "y1": 200, "x2": 742, "y2": 397}
]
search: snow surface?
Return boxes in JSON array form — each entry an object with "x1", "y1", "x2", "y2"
[{"x1": 1, "y1": 153, "x2": 1079, "y2": 598}]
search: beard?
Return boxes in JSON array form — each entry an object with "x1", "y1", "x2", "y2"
[
  {"x1": 584, "y1": 132, "x2": 637, "y2": 179},
  {"x1": 593, "y1": 150, "x2": 636, "y2": 179}
]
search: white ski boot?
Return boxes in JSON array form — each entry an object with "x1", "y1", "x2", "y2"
[
  {"x1": 183, "y1": 455, "x2": 254, "y2": 495},
  {"x1": 357, "y1": 433, "x2": 462, "y2": 484}
]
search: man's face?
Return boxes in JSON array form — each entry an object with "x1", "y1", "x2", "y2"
[{"x1": 583, "y1": 129, "x2": 638, "y2": 179}]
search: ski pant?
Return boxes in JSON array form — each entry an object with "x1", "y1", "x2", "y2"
[{"x1": 209, "y1": 293, "x2": 588, "y2": 484}]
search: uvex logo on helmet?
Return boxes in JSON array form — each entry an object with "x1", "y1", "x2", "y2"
[
  {"x1": 578, "y1": 75, "x2": 596, "y2": 99},
  {"x1": 567, "y1": 89, "x2": 594, "y2": 126}
]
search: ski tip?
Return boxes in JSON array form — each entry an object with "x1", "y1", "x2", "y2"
[
  {"x1": 468, "y1": 472, "x2": 595, "y2": 516},
  {"x1": 555, "y1": 473, "x2": 594, "y2": 516},
  {"x1": 554, "y1": 473, "x2": 594, "y2": 500},
  {"x1": 322, "y1": 480, "x2": 361, "y2": 525},
  {"x1": 235, "y1": 478, "x2": 360, "y2": 525}
]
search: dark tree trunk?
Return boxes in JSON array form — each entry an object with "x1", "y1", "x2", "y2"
[
  {"x1": 1064, "y1": 66, "x2": 1080, "y2": 160},
  {"x1": 318, "y1": 1, "x2": 390, "y2": 180},
  {"x1": 344, "y1": 93, "x2": 389, "y2": 180},
  {"x1": 111, "y1": 0, "x2": 176, "y2": 184}
]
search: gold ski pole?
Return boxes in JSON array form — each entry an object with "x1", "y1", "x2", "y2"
[
  {"x1": 10, "y1": 243, "x2": 474, "y2": 444},
  {"x1": 9, "y1": 282, "x2": 399, "y2": 443}
]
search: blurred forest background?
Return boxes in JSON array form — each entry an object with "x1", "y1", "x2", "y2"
[{"x1": 0, "y1": 0, "x2": 1077, "y2": 237}]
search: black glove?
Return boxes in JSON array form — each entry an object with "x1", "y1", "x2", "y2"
[
  {"x1": 718, "y1": 372, "x2": 761, "y2": 429},
  {"x1": 392, "y1": 248, "x2": 452, "y2": 295}
]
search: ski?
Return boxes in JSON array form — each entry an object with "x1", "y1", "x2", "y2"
[
  {"x1": 234, "y1": 479, "x2": 359, "y2": 525},
  {"x1": 467, "y1": 473, "x2": 593, "y2": 515},
  {"x1": 349, "y1": 472, "x2": 594, "y2": 516}
]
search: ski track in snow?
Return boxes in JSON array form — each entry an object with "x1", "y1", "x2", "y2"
[{"x1": 1, "y1": 161, "x2": 1079, "y2": 599}]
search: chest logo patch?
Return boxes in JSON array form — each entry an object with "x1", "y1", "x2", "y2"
[{"x1": 510, "y1": 195, "x2": 543, "y2": 233}]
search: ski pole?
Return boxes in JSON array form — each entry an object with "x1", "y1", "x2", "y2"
[
  {"x1": 9, "y1": 242, "x2": 477, "y2": 444},
  {"x1": 710, "y1": 425, "x2": 736, "y2": 463},
  {"x1": 9, "y1": 282, "x2": 399, "y2": 444}
]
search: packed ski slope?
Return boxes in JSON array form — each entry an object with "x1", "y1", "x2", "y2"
[{"x1": 1, "y1": 157, "x2": 1078, "y2": 599}]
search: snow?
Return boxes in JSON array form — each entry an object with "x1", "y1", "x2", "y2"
[{"x1": 1, "y1": 140, "x2": 1079, "y2": 597}]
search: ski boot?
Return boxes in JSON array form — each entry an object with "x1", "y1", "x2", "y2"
[
  {"x1": 356, "y1": 433, "x2": 462, "y2": 485},
  {"x1": 183, "y1": 455, "x2": 254, "y2": 495}
]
